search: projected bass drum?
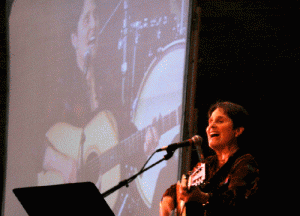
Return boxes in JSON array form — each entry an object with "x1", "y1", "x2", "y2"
[{"x1": 131, "y1": 39, "x2": 186, "y2": 208}]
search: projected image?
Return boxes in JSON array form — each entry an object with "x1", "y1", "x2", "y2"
[{"x1": 6, "y1": 0, "x2": 190, "y2": 215}]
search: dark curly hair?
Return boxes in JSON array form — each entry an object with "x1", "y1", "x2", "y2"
[{"x1": 208, "y1": 101, "x2": 249, "y2": 130}]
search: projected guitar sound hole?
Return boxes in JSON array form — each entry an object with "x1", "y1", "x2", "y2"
[{"x1": 84, "y1": 152, "x2": 101, "y2": 184}]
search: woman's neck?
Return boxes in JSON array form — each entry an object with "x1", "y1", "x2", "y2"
[{"x1": 215, "y1": 145, "x2": 239, "y2": 168}]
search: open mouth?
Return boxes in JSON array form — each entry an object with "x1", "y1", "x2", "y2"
[{"x1": 210, "y1": 133, "x2": 219, "y2": 138}]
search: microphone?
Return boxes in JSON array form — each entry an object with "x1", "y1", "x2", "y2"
[{"x1": 156, "y1": 135, "x2": 202, "y2": 152}]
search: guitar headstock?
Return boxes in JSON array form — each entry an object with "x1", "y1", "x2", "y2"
[{"x1": 188, "y1": 163, "x2": 205, "y2": 188}]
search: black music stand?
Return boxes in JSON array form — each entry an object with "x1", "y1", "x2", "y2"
[{"x1": 13, "y1": 182, "x2": 115, "y2": 216}]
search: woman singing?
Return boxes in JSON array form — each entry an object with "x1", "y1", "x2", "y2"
[{"x1": 159, "y1": 101, "x2": 259, "y2": 216}]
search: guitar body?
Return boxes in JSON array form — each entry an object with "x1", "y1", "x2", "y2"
[
  {"x1": 81, "y1": 110, "x2": 121, "y2": 209},
  {"x1": 39, "y1": 111, "x2": 121, "y2": 209},
  {"x1": 178, "y1": 202, "x2": 204, "y2": 216},
  {"x1": 183, "y1": 202, "x2": 205, "y2": 216}
]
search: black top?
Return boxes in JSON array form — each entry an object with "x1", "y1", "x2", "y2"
[{"x1": 162, "y1": 150, "x2": 259, "y2": 216}]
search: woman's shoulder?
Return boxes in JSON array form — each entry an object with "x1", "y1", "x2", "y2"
[
  {"x1": 236, "y1": 152, "x2": 258, "y2": 164},
  {"x1": 232, "y1": 152, "x2": 259, "y2": 171}
]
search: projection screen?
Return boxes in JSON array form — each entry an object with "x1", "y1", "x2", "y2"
[{"x1": 4, "y1": 0, "x2": 192, "y2": 215}]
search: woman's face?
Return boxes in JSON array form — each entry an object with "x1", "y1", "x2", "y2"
[{"x1": 206, "y1": 108, "x2": 242, "y2": 151}]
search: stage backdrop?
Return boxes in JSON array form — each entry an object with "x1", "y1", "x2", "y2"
[{"x1": 4, "y1": 0, "x2": 192, "y2": 215}]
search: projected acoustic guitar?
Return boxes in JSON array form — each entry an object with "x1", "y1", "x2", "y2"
[
  {"x1": 37, "y1": 105, "x2": 181, "y2": 210},
  {"x1": 38, "y1": 39, "x2": 186, "y2": 212}
]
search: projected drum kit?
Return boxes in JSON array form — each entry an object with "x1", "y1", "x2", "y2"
[{"x1": 97, "y1": 1, "x2": 188, "y2": 214}]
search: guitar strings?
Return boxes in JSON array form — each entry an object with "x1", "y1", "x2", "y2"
[
  {"x1": 81, "y1": 109, "x2": 179, "y2": 176},
  {"x1": 83, "y1": 128, "x2": 145, "y2": 172}
]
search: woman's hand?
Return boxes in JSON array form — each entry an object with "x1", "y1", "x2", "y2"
[{"x1": 176, "y1": 174, "x2": 209, "y2": 204}]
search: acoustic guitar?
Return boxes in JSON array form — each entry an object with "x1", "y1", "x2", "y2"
[
  {"x1": 38, "y1": 106, "x2": 182, "y2": 210},
  {"x1": 176, "y1": 162, "x2": 206, "y2": 215}
]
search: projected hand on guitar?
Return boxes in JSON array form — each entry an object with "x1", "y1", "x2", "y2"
[
  {"x1": 144, "y1": 117, "x2": 160, "y2": 157},
  {"x1": 37, "y1": 106, "x2": 180, "y2": 208}
]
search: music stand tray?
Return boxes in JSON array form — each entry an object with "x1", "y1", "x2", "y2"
[{"x1": 13, "y1": 182, "x2": 115, "y2": 216}]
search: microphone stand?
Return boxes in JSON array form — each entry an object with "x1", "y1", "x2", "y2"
[{"x1": 102, "y1": 150, "x2": 175, "y2": 198}]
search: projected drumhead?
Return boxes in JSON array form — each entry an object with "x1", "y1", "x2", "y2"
[
  {"x1": 132, "y1": 40, "x2": 185, "y2": 207},
  {"x1": 133, "y1": 40, "x2": 185, "y2": 129}
]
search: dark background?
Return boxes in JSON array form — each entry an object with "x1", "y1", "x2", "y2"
[
  {"x1": 188, "y1": 1, "x2": 297, "y2": 168},
  {"x1": 1, "y1": 0, "x2": 298, "y2": 213}
]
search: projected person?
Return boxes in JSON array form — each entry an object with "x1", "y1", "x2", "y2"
[
  {"x1": 70, "y1": 0, "x2": 99, "y2": 113},
  {"x1": 35, "y1": 1, "x2": 193, "y2": 216},
  {"x1": 159, "y1": 102, "x2": 259, "y2": 216},
  {"x1": 38, "y1": 0, "x2": 162, "y2": 212}
]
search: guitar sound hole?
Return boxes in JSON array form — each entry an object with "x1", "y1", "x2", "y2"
[{"x1": 83, "y1": 152, "x2": 101, "y2": 184}]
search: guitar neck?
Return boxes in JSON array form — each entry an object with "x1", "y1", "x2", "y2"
[
  {"x1": 96, "y1": 106, "x2": 182, "y2": 170},
  {"x1": 121, "y1": 105, "x2": 182, "y2": 154}
]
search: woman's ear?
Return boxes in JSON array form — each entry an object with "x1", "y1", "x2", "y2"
[{"x1": 235, "y1": 127, "x2": 244, "y2": 137}]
